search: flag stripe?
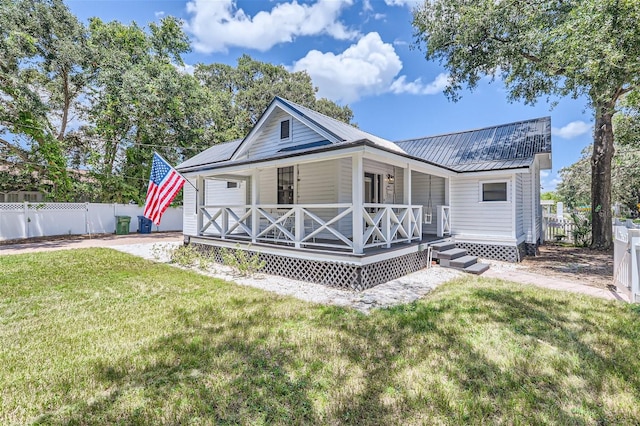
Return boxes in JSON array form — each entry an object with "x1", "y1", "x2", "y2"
[{"x1": 143, "y1": 153, "x2": 185, "y2": 225}]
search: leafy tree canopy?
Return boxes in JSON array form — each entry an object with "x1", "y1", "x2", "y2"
[
  {"x1": 1, "y1": 1, "x2": 353, "y2": 204},
  {"x1": 413, "y1": 0, "x2": 640, "y2": 249}
]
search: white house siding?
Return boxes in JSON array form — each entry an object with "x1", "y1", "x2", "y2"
[
  {"x1": 521, "y1": 171, "x2": 534, "y2": 243},
  {"x1": 411, "y1": 171, "x2": 445, "y2": 235},
  {"x1": 246, "y1": 109, "x2": 327, "y2": 159},
  {"x1": 297, "y1": 160, "x2": 341, "y2": 240},
  {"x1": 258, "y1": 168, "x2": 278, "y2": 204},
  {"x1": 394, "y1": 168, "x2": 404, "y2": 204},
  {"x1": 515, "y1": 173, "x2": 524, "y2": 238},
  {"x1": 534, "y1": 161, "x2": 543, "y2": 243},
  {"x1": 205, "y1": 179, "x2": 247, "y2": 206},
  {"x1": 183, "y1": 177, "x2": 198, "y2": 236},
  {"x1": 337, "y1": 158, "x2": 353, "y2": 237},
  {"x1": 450, "y1": 175, "x2": 514, "y2": 240}
]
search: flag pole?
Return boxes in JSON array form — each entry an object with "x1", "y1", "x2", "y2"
[{"x1": 153, "y1": 151, "x2": 198, "y2": 192}]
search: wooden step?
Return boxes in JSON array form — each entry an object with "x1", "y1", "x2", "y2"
[
  {"x1": 450, "y1": 255, "x2": 479, "y2": 269},
  {"x1": 431, "y1": 241, "x2": 456, "y2": 253},
  {"x1": 463, "y1": 262, "x2": 490, "y2": 275},
  {"x1": 436, "y1": 248, "x2": 467, "y2": 260}
]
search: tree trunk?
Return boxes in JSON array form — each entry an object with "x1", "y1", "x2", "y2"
[{"x1": 590, "y1": 104, "x2": 614, "y2": 250}]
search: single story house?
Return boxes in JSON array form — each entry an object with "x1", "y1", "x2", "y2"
[{"x1": 177, "y1": 97, "x2": 551, "y2": 290}]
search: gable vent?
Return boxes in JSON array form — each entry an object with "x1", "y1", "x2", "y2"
[{"x1": 280, "y1": 119, "x2": 291, "y2": 140}]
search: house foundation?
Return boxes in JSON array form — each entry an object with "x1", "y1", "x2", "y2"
[{"x1": 191, "y1": 242, "x2": 433, "y2": 291}]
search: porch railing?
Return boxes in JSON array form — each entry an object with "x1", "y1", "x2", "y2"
[
  {"x1": 199, "y1": 203, "x2": 423, "y2": 253},
  {"x1": 437, "y1": 205, "x2": 451, "y2": 237}
]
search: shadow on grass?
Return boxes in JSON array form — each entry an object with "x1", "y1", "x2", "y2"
[{"x1": 37, "y1": 277, "x2": 640, "y2": 425}]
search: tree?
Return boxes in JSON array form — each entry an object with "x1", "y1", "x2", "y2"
[
  {"x1": 195, "y1": 55, "x2": 354, "y2": 137},
  {"x1": 557, "y1": 144, "x2": 640, "y2": 215},
  {"x1": 0, "y1": 0, "x2": 92, "y2": 199},
  {"x1": 85, "y1": 17, "x2": 218, "y2": 203},
  {"x1": 412, "y1": 0, "x2": 640, "y2": 249}
]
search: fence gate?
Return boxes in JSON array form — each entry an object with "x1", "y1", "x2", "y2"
[
  {"x1": 613, "y1": 225, "x2": 640, "y2": 303},
  {"x1": 542, "y1": 217, "x2": 576, "y2": 244}
]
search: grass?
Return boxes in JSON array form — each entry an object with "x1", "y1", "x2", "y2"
[{"x1": 1, "y1": 249, "x2": 640, "y2": 425}]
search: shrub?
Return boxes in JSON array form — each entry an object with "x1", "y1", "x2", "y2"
[{"x1": 220, "y1": 244, "x2": 266, "y2": 277}]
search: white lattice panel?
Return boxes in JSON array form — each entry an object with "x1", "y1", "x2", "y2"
[
  {"x1": 0, "y1": 203, "x2": 24, "y2": 211},
  {"x1": 195, "y1": 243, "x2": 432, "y2": 291},
  {"x1": 456, "y1": 242, "x2": 520, "y2": 262}
]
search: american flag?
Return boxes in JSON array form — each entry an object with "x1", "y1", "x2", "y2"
[{"x1": 143, "y1": 153, "x2": 185, "y2": 225}]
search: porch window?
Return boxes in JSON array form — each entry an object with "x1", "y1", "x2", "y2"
[
  {"x1": 481, "y1": 181, "x2": 508, "y2": 202},
  {"x1": 280, "y1": 119, "x2": 291, "y2": 140},
  {"x1": 277, "y1": 166, "x2": 294, "y2": 204}
]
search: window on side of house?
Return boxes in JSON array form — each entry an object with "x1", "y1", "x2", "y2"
[
  {"x1": 0, "y1": 193, "x2": 4, "y2": 202},
  {"x1": 226, "y1": 181, "x2": 238, "y2": 189},
  {"x1": 280, "y1": 119, "x2": 291, "y2": 140},
  {"x1": 277, "y1": 166, "x2": 294, "y2": 204},
  {"x1": 481, "y1": 181, "x2": 508, "y2": 202},
  {"x1": 7, "y1": 193, "x2": 18, "y2": 202}
]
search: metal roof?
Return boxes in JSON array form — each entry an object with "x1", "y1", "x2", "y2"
[
  {"x1": 394, "y1": 117, "x2": 551, "y2": 172},
  {"x1": 176, "y1": 139, "x2": 242, "y2": 170},
  {"x1": 175, "y1": 98, "x2": 551, "y2": 174}
]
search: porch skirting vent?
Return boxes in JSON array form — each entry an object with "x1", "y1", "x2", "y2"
[
  {"x1": 192, "y1": 243, "x2": 432, "y2": 291},
  {"x1": 454, "y1": 241, "x2": 529, "y2": 263}
]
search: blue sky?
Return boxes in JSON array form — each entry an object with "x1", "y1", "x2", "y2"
[{"x1": 66, "y1": 0, "x2": 595, "y2": 191}]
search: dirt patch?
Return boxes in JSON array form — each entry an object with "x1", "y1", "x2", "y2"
[{"x1": 521, "y1": 244, "x2": 613, "y2": 289}]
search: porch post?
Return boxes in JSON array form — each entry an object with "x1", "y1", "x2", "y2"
[
  {"x1": 251, "y1": 169, "x2": 259, "y2": 244},
  {"x1": 352, "y1": 153, "x2": 364, "y2": 254},
  {"x1": 403, "y1": 164, "x2": 412, "y2": 243},
  {"x1": 196, "y1": 176, "x2": 205, "y2": 235}
]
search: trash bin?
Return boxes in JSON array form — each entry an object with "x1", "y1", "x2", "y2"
[
  {"x1": 115, "y1": 215, "x2": 131, "y2": 235},
  {"x1": 137, "y1": 215, "x2": 152, "y2": 234}
]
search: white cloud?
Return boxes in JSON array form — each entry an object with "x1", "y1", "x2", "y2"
[
  {"x1": 384, "y1": 0, "x2": 420, "y2": 6},
  {"x1": 185, "y1": 0, "x2": 358, "y2": 53},
  {"x1": 292, "y1": 32, "x2": 447, "y2": 102},
  {"x1": 540, "y1": 170, "x2": 550, "y2": 178},
  {"x1": 363, "y1": 0, "x2": 373, "y2": 11},
  {"x1": 155, "y1": 11, "x2": 165, "y2": 18},
  {"x1": 373, "y1": 13, "x2": 386, "y2": 20},
  {"x1": 292, "y1": 32, "x2": 402, "y2": 102},
  {"x1": 175, "y1": 63, "x2": 195, "y2": 75},
  {"x1": 390, "y1": 73, "x2": 448, "y2": 95},
  {"x1": 551, "y1": 120, "x2": 592, "y2": 139}
]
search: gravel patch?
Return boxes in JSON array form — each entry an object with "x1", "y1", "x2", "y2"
[{"x1": 113, "y1": 242, "x2": 463, "y2": 314}]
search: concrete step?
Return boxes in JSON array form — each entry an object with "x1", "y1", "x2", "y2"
[
  {"x1": 436, "y1": 248, "x2": 467, "y2": 260},
  {"x1": 449, "y1": 255, "x2": 479, "y2": 269},
  {"x1": 431, "y1": 241, "x2": 456, "y2": 253},
  {"x1": 463, "y1": 262, "x2": 490, "y2": 275}
]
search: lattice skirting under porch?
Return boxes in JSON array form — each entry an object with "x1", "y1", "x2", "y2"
[
  {"x1": 455, "y1": 241, "x2": 529, "y2": 263},
  {"x1": 191, "y1": 243, "x2": 432, "y2": 291}
]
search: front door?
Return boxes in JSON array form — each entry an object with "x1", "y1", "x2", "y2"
[{"x1": 364, "y1": 173, "x2": 382, "y2": 205}]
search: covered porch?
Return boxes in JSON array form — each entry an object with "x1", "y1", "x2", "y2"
[{"x1": 189, "y1": 148, "x2": 453, "y2": 256}]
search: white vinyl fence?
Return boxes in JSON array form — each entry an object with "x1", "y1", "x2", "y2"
[
  {"x1": 0, "y1": 202, "x2": 182, "y2": 241},
  {"x1": 542, "y1": 217, "x2": 577, "y2": 243},
  {"x1": 613, "y1": 221, "x2": 640, "y2": 303}
]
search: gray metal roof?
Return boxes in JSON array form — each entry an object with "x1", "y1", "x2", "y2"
[
  {"x1": 394, "y1": 117, "x2": 551, "y2": 172},
  {"x1": 176, "y1": 139, "x2": 242, "y2": 170},
  {"x1": 276, "y1": 97, "x2": 405, "y2": 154},
  {"x1": 176, "y1": 98, "x2": 551, "y2": 174}
]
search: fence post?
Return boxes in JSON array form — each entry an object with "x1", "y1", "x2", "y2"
[{"x1": 23, "y1": 201, "x2": 29, "y2": 238}]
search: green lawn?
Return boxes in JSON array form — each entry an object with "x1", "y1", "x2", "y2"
[{"x1": 1, "y1": 249, "x2": 639, "y2": 425}]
